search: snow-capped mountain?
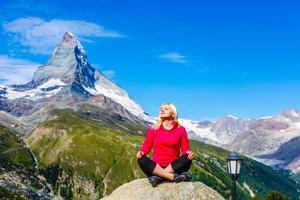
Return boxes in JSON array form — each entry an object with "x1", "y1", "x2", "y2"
[
  {"x1": 0, "y1": 32, "x2": 154, "y2": 124},
  {"x1": 228, "y1": 109, "x2": 300, "y2": 155},
  {"x1": 179, "y1": 109, "x2": 300, "y2": 153},
  {"x1": 179, "y1": 109, "x2": 300, "y2": 173},
  {"x1": 179, "y1": 115, "x2": 253, "y2": 145},
  {"x1": 178, "y1": 118, "x2": 221, "y2": 145}
]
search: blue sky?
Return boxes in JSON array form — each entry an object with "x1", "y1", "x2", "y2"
[{"x1": 0, "y1": 0, "x2": 300, "y2": 121}]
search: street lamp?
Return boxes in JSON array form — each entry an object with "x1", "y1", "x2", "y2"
[{"x1": 227, "y1": 151, "x2": 242, "y2": 200}]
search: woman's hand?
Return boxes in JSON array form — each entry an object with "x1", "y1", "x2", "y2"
[
  {"x1": 186, "y1": 151, "x2": 194, "y2": 160},
  {"x1": 136, "y1": 151, "x2": 145, "y2": 159}
]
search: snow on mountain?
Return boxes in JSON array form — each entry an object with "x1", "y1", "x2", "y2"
[
  {"x1": 178, "y1": 118, "x2": 221, "y2": 144},
  {"x1": 259, "y1": 116, "x2": 274, "y2": 120},
  {"x1": 294, "y1": 122, "x2": 300, "y2": 129},
  {"x1": 0, "y1": 79, "x2": 66, "y2": 100},
  {"x1": 83, "y1": 77, "x2": 153, "y2": 122}
]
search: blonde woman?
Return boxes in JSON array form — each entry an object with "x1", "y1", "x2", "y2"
[{"x1": 136, "y1": 102, "x2": 194, "y2": 187}]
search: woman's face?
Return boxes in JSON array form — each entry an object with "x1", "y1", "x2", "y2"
[{"x1": 160, "y1": 105, "x2": 173, "y2": 119}]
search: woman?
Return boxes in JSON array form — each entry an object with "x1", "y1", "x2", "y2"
[{"x1": 136, "y1": 102, "x2": 194, "y2": 187}]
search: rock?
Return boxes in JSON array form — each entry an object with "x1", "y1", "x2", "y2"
[{"x1": 101, "y1": 178, "x2": 225, "y2": 200}]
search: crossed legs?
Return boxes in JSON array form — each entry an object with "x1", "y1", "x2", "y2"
[
  {"x1": 137, "y1": 153, "x2": 192, "y2": 180},
  {"x1": 152, "y1": 163, "x2": 175, "y2": 180}
]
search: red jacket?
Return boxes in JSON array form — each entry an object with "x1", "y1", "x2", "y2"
[{"x1": 139, "y1": 121, "x2": 191, "y2": 167}]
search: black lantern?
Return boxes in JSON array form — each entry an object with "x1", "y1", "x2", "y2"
[{"x1": 227, "y1": 151, "x2": 242, "y2": 200}]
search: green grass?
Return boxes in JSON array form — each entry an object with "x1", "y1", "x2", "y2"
[{"x1": 0, "y1": 124, "x2": 35, "y2": 170}]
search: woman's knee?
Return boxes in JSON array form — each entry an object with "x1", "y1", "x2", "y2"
[
  {"x1": 181, "y1": 153, "x2": 192, "y2": 163},
  {"x1": 137, "y1": 155, "x2": 151, "y2": 167},
  {"x1": 137, "y1": 155, "x2": 157, "y2": 177},
  {"x1": 171, "y1": 154, "x2": 193, "y2": 173}
]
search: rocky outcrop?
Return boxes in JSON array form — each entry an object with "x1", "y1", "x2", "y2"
[{"x1": 101, "y1": 178, "x2": 224, "y2": 200}]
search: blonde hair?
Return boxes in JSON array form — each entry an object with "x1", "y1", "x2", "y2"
[{"x1": 152, "y1": 102, "x2": 180, "y2": 130}]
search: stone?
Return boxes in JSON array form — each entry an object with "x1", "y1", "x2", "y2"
[{"x1": 101, "y1": 178, "x2": 225, "y2": 200}]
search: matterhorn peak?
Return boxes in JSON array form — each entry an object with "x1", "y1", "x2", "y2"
[
  {"x1": 63, "y1": 32, "x2": 75, "y2": 41},
  {"x1": 30, "y1": 32, "x2": 94, "y2": 90},
  {"x1": 60, "y1": 32, "x2": 83, "y2": 49}
]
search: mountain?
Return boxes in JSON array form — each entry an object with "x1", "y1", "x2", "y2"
[
  {"x1": 223, "y1": 110, "x2": 300, "y2": 173},
  {"x1": 211, "y1": 115, "x2": 252, "y2": 144},
  {"x1": 180, "y1": 109, "x2": 300, "y2": 177},
  {"x1": 181, "y1": 109, "x2": 300, "y2": 150},
  {"x1": 0, "y1": 32, "x2": 153, "y2": 133},
  {"x1": 226, "y1": 110, "x2": 300, "y2": 165},
  {"x1": 179, "y1": 115, "x2": 255, "y2": 146}
]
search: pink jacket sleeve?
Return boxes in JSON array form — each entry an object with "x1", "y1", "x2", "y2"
[
  {"x1": 139, "y1": 128, "x2": 154, "y2": 155},
  {"x1": 180, "y1": 127, "x2": 191, "y2": 154}
]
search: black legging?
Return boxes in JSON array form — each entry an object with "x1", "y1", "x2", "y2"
[{"x1": 137, "y1": 153, "x2": 192, "y2": 177}]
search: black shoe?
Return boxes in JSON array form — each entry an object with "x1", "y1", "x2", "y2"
[
  {"x1": 148, "y1": 175, "x2": 163, "y2": 187},
  {"x1": 173, "y1": 172, "x2": 192, "y2": 183}
]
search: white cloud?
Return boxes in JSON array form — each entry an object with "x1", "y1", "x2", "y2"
[
  {"x1": 159, "y1": 52, "x2": 188, "y2": 64},
  {"x1": 3, "y1": 17, "x2": 125, "y2": 55},
  {"x1": 103, "y1": 70, "x2": 116, "y2": 79},
  {"x1": 0, "y1": 55, "x2": 40, "y2": 85}
]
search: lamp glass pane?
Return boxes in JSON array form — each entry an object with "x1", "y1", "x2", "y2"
[
  {"x1": 227, "y1": 161, "x2": 231, "y2": 173},
  {"x1": 230, "y1": 160, "x2": 237, "y2": 174},
  {"x1": 236, "y1": 160, "x2": 241, "y2": 174}
]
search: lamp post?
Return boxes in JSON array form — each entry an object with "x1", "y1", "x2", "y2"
[{"x1": 227, "y1": 151, "x2": 242, "y2": 200}]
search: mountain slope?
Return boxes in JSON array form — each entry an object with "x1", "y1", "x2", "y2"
[
  {"x1": 26, "y1": 109, "x2": 148, "y2": 199},
  {"x1": 0, "y1": 124, "x2": 35, "y2": 170},
  {"x1": 258, "y1": 135, "x2": 300, "y2": 175},
  {"x1": 25, "y1": 109, "x2": 299, "y2": 200},
  {"x1": 0, "y1": 124, "x2": 55, "y2": 199}
]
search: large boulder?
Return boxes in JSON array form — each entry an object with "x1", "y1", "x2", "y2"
[{"x1": 101, "y1": 178, "x2": 225, "y2": 200}]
